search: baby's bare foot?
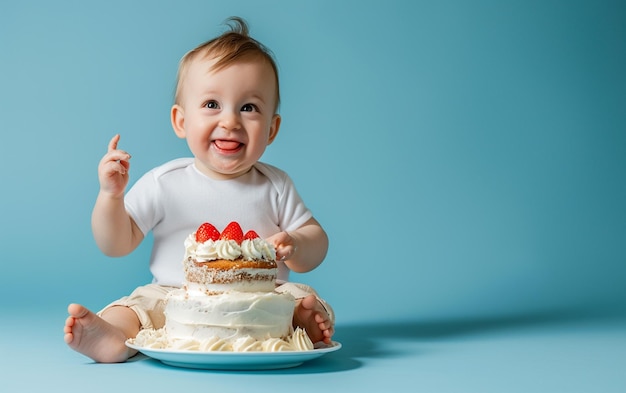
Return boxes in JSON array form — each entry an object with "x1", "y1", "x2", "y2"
[
  {"x1": 293, "y1": 295, "x2": 334, "y2": 345},
  {"x1": 64, "y1": 303, "x2": 132, "y2": 363}
]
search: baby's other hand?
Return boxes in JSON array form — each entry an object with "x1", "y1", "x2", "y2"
[
  {"x1": 98, "y1": 134, "x2": 131, "y2": 197},
  {"x1": 267, "y1": 231, "x2": 297, "y2": 261}
]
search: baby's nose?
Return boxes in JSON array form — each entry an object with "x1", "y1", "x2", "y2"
[{"x1": 219, "y1": 110, "x2": 242, "y2": 130}]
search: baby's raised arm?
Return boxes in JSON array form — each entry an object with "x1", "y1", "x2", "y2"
[
  {"x1": 91, "y1": 134, "x2": 144, "y2": 257},
  {"x1": 269, "y1": 217, "x2": 329, "y2": 273}
]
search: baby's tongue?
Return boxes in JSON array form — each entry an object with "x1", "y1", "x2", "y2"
[{"x1": 215, "y1": 140, "x2": 241, "y2": 150}]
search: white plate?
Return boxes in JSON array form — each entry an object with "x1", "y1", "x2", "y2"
[{"x1": 126, "y1": 341, "x2": 342, "y2": 370}]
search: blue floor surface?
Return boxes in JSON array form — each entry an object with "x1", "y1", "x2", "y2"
[{"x1": 2, "y1": 308, "x2": 624, "y2": 392}]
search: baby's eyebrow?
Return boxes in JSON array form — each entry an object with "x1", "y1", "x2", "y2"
[
  {"x1": 200, "y1": 88, "x2": 219, "y2": 96},
  {"x1": 247, "y1": 93, "x2": 267, "y2": 103}
]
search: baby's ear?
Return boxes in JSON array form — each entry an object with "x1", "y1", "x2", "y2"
[
  {"x1": 171, "y1": 105, "x2": 186, "y2": 138},
  {"x1": 267, "y1": 114, "x2": 281, "y2": 145}
]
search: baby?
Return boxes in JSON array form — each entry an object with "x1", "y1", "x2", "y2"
[{"x1": 64, "y1": 17, "x2": 334, "y2": 363}]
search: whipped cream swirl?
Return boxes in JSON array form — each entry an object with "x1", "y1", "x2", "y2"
[
  {"x1": 241, "y1": 238, "x2": 277, "y2": 261},
  {"x1": 131, "y1": 328, "x2": 317, "y2": 352},
  {"x1": 214, "y1": 239, "x2": 241, "y2": 260},
  {"x1": 185, "y1": 232, "x2": 276, "y2": 261},
  {"x1": 289, "y1": 328, "x2": 315, "y2": 351},
  {"x1": 232, "y1": 336, "x2": 264, "y2": 352}
]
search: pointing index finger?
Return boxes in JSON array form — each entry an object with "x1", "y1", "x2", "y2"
[{"x1": 108, "y1": 134, "x2": 121, "y2": 152}]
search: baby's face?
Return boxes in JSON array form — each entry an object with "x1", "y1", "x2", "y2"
[{"x1": 174, "y1": 57, "x2": 280, "y2": 180}]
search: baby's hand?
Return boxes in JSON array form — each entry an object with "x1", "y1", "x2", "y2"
[
  {"x1": 98, "y1": 134, "x2": 131, "y2": 197},
  {"x1": 267, "y1": 231, "x2": 297, "y2": 261}
]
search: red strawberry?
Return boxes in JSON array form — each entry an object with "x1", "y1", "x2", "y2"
[
  {"x1": 220, "y1": 221, "x2": 244, "y2": 244},
  {"x1": 243, "y1": 230, "x2": 260, "y2": 240},
  {"x1": 195, "y1": 222, "x2": 220, "y2": 243}
]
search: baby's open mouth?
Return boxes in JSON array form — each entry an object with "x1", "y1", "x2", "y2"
[{"x1": 214, "y1": 140, "x2": 243, "y2": 151}]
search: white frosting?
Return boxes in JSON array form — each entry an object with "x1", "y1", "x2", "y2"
[
  {"x1": 131, "y1": 327, "x2": 169, "y2": 349},
  {"x1": 164, "y1": 289, "x2": 295, "y2": 343},
  {"x1": 186, "y1": 279, "x2": 275, "y2": 295}
]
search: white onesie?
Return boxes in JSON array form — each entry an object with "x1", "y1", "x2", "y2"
[{"x1": 124, "y1": 158, "x2": 312, "y2": 286}]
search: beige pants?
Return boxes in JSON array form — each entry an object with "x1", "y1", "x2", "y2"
[{"x1": 97, "y1": 282, "x2": 334, "y2": 330}]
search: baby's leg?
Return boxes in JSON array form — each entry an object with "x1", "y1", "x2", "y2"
[
  {"x1": 64, "y1": 304, "x2": 140, "y2": 363},
  {"x1": 293, "y1": 295, "x2": 334, "y2": 345}
]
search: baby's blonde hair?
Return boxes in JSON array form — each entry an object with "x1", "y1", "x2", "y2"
[{"x1": 174, "y1": 17, "x2": 280, "y2": 111}]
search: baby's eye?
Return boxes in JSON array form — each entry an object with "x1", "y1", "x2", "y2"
[
  {"x1": 241, "y1": 103, "x2": 258, "y2": 112},
  {"x1": 205, "y1": 100, "x2": 219, "y2": 109}
]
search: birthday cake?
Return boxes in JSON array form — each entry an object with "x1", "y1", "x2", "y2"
[{"x1": 131, "y1": 221, "x2": 313, "y2": 352}]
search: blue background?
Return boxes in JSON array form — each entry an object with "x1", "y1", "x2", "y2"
[{"x1": 1, "y1": 1, "x2": 624, "y2": 392}]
